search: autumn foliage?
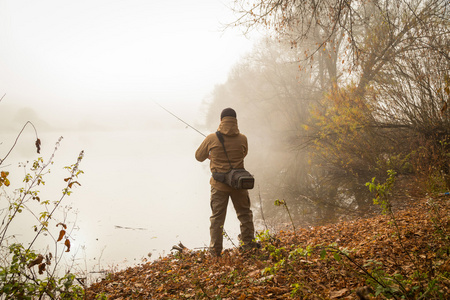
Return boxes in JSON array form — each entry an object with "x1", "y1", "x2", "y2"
[
  {"x1": 86, "y1": 194, "x2": 450, "y2": 299},
  {"x1": 0, "y1": 125, "x2": 85, "y2": 298},
  {"x1": 307, "y1": 85, "x2": 378, "y2": 178}
]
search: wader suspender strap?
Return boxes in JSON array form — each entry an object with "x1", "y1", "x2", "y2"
[{"x1": 215, "y1": 131, "x2": 233, "y2": 170}]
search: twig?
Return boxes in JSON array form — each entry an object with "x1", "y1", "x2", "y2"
[
  {"x1": 222, "y1": 226, "x2": 238, "y2": 248},
  {"x1": 258, "y1": 186, "x2": 269, "y2": 231},
  {"x1": 27, "y1": 150, "x2": 84, "y2": 251},
  {"x1": 275, "y1": 199, "x2": 296, "y2": 234},
  {"x1": 326, "y1": 246, "x2": 400, "y2": 300},
  {"x1": 1, "y1": 121, "x2": 39, "y2": 166}
]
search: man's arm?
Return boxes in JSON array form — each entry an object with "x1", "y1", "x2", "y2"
[
  {"x1": 242, "y1": 134, "x2": 248, "y2": 158},
  {"x1": 195, "y1": 136, "x2": 211, "y2": 162}
]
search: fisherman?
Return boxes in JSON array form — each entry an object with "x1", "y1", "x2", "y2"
[{"x1": 195, "y1": 108, "x2": 256, "y2": 257}]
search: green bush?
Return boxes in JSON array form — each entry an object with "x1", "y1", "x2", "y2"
[{"x1": 1, "y1": 121, "x2": 85, "y2": 299}]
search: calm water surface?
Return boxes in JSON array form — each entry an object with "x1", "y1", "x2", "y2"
[{"x1": 2, "y1": 128, "x2": 247, "y2": 274}]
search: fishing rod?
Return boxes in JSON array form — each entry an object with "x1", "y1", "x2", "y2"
[
  {"x1": 154, "y1": 100, "x2": 241, "y2": 250},
  {"x1": 153, "y1": 101, "x2": 206, "y2": 137}
]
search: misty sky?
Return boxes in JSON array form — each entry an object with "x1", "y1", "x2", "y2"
[
  {"x1": 0, "y1": 0, "x2": 258, "y2": 130},
  {"x1": 0, "y1": 0, "x2": 263, "y2": 266}
]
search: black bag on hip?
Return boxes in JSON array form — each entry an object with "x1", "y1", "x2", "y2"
[
  {"x1": 212, "y1": 131, "x2": 255, "y2": 190},
  {"x1": 212, "y1": 169, "x2": 254, "y2": 190}
]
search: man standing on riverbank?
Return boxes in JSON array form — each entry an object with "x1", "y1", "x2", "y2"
[{"x1": 195, "y1": 108, "x2": 256, "y2": 257}]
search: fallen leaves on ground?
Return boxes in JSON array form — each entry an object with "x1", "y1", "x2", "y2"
[{"x1": 86, "y1": 196, "x2": 450, "y2": 299}]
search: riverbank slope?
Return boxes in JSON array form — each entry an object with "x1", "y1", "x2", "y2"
[{"x1": 86, "y1": 195, "x2": 450, "y2": 299}]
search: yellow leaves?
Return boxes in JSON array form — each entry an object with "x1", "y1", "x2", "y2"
[
  {"x1": 308, "y1": 83, "x2": 373, "y2": 171},
  {"x1": 0, "y1": 171, "x2": 10, "y2": 187}
]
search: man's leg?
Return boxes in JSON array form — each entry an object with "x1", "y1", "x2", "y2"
[
  {"x1": 230, "y1": 189, "x2": 255, "y2": 247},
  {"x1": 209, "y1": 187, "x2": 229, "y2": 256}
]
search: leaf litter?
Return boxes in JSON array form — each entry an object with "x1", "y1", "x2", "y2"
[{"x1": 86, "y1": 195, "x2": 450, "y2": 299}]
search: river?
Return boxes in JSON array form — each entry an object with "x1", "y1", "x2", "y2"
[{"x1": 1, "y1": 127, "x2": 248, "y2": 277}]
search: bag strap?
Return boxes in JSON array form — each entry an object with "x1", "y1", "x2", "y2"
[{"x1": 215, "y1": 131, "x2": 233, "y2": 169}]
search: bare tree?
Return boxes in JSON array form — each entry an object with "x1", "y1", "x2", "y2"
[
  {"x1": 228, "y1": 0, "x2": 450, "y2": 210},
  {"x1": 232, "y1": 0, "x2": 449, "y2": 93}
]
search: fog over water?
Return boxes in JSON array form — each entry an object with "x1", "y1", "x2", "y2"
[
  {"x1": 0, "y1": 0, "x2": 261, "y2": 273},
  {"x1": 2, "y1": 105, "x2": 256, "y2": 272}
]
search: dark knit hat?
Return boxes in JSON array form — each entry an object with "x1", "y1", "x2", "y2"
[{"x1": 220, "y1": 108, "x2": 237, "y2": 120}]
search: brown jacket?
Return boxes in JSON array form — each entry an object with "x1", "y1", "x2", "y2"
[{"x1": 195, "y1": 116, "x2": 248, "y2": 192}]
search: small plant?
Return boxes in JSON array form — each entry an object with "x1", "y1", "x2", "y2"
[
  {"x1": 319, "y1": 246, "x2": 346, "y2": 264},
  {"x1": 274, "y1": 199, "x2": 296, "y2": 234},
  {"x1": 254, "y1": 229, "x2": 272, "y2": 243},
  {"x1": 363, "y1": 259, "x2": 404, "y2": 298},
  {"x1": 366, "y1": 169, "x2": 397, "y2": 215},
  {"x1": 95, "y1": 292, "x2": 108, "y2": 300},
  {"x1": 363, "y1": 170, "x2": 450, "y2": 299},
  {"x1": 260, "y1": 243, "x2": 287, "y2": 275},
  {"x1": 262, "y1": 258, "x2": 285, "y2": 276},
  {"x1": 289, "y1": 245, "x2": 313, "y2": 260},
  {"x1": 290, "y1": 282, "x2": 302, "y2": 297},
  {"x1": 221, "y1": 226, "x2": 238, "y2": 249},
  {"x1": 0, "y1": 118, "x2": 85, "y2": 299}
]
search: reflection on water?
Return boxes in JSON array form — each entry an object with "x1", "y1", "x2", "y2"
[{"x1": 1, "y1": 128, "x2": 247, "y2": 273}]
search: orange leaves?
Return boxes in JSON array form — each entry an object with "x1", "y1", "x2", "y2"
[
  {"x1": 64, "y1": 239, "x2": 71, "y2": 252},
  {"x1": 440, "y1": 101, "x2": 448, "y2": 116},
  {"x1": 57, "y1": 229, "x2": 66, "y2": 242},
  {"x1": 27, "y1": 254, "x2": 44, "y2": 268},
  {"x1": 64, "y1": 177, "x2": 81, "y2": 188},
  {"x1": 86, "y1": 197, "x2": 450, "y2": 300},
  {"x1": 56, "y1": 222, "x2": 67, "y2": 229},
  {"x1": 27, "y1": 254, "x2": 47, "y2": 275},
  {"x1": 38, "y1": 262, "x2": 46, "y2": 274},
  {"x1": 68, "y1": 181, "x2": 81, "y2": 188},
  {"x1": 56, "y1": 223, "x2": 71, "y2": 252},
  {"x1": 27, "y1": 253, "x2": 53, "y2": 275},
  {"x1": 440, "y1": 259, "x2": 450, "y2": 273}
]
